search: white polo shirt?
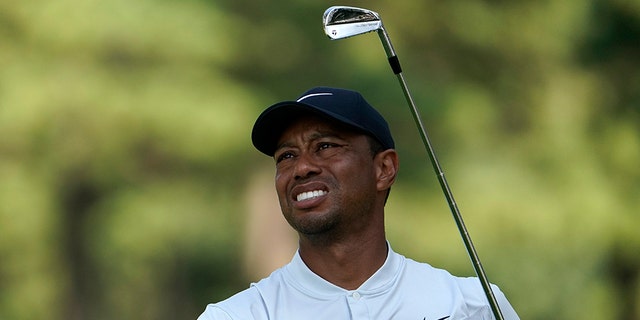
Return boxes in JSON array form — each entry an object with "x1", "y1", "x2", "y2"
[{"x1": 198, "y1": 245, "x2": 519, "y2": 320}]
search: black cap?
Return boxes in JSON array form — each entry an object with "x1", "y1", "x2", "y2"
[{"x1": 251, "y1": 87, "x2": 395, "y2": 156}]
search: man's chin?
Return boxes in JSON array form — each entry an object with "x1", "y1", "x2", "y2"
[{"x1": 289, "y1": 216, "x2": 337, "y2": 236}]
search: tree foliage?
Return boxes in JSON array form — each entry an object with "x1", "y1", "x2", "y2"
[{"x1": 0, "y1": 0, "x2": 638, "y2": 319}]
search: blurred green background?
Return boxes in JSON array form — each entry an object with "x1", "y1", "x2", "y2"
[{"x1": 1, "y1": 0, "x2": 639, "y2": 319}]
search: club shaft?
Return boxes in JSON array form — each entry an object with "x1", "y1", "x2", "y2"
[{"x1": 377, "y1": 28, "x2": 505, "y2": 320}]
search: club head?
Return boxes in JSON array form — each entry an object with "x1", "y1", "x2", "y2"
[{"x1": 323, "y1": 6, "x2": 382, "y2": 40}]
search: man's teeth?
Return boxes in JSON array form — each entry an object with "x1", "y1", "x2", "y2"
[{"x1": 296, "y1": 190, "x2": 327, "y2": 201}]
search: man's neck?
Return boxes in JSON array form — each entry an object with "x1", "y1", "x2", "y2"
[{"x1": 297, "y1": 234, "x2": 388, "y2": 290}]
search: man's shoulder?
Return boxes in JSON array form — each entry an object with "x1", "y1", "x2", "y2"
[
  {"x1": 196, "y1": 287, "x2": 262, "y2": 320},
  {"x1": 197, "y1": 267, "x2": 287, "y2": 320},
  {"x1": 401, "y1": 255, "x2": 465, "y2": 283},
  {"x1": 402, "y1": 256, "x2": 494, "y2": 296},
  {"x1": 400, "y1": 254, "x2": 519, "y2": 319}
]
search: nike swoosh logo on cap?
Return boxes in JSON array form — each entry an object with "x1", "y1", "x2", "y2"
[{"x1": 297, "y1": 92, "x2": 333, "y2": 102}]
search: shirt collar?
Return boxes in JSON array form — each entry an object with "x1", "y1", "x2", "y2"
[{"x1": 284, "y1": 242, "x2": 404, "y2": 298}]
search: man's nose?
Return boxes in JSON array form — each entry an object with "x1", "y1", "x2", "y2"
[{"x1": 293, "y1": 152, "x2": 321, "y2": 180}]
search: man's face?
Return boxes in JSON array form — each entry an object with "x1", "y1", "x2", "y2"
[{"x1": 273, "y1": 115, "x2": 379, "y2": 237}]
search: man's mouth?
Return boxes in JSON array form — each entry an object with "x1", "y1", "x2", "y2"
[{"x1": 296, "y1": 190, "x2": 328, "y2": 202}]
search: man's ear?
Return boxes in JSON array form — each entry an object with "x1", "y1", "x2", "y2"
[{"x1": 375, "y1": 149, "x2": 399, "y2": 191}]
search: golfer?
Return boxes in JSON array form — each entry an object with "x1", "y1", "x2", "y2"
[{"x1": 198, "y1": 87, "x2": 519, "y2": 319}]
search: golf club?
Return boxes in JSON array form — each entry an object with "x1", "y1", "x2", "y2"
[{"x1": 323, "y1": 6, "x2": 505, "y2": 320}]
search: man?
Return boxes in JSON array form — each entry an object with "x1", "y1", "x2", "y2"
[{"x1": 198, "y1": 87, "x2": 519, "y2": 319}]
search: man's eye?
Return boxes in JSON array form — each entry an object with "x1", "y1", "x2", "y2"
[
  {"x1": 276, "y1": 152, "x2": 295, "y2": 163},
  {"x1": 318, "y1": 142, "x2": 337, "y2": 151}
]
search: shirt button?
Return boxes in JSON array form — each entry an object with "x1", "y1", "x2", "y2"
[{"x1": 352, "y1": 292, "x2": 361, "y2": 300}]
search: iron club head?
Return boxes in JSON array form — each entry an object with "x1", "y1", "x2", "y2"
[{"x1": 323, "y1": 6, "x2": 383, "y2": 40}]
